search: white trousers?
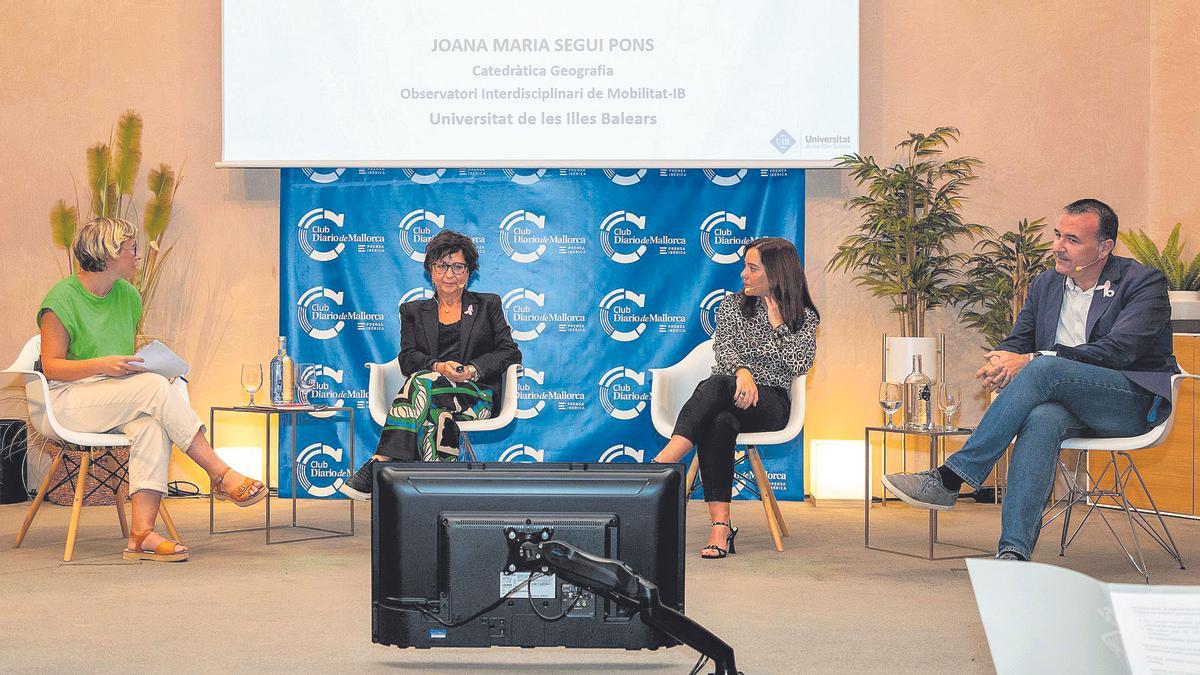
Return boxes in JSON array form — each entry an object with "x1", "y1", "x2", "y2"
[{"x1": 49, "y1": 373, "x2": 204, "y2": 495}]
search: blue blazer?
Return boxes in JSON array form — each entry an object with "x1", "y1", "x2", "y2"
[{"x1": 995, "y1": 255, "x2": 1179, "y2": 400}]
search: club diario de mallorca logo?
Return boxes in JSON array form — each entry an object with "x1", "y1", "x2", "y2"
[
  {"x1": 699, "y1": 211, "x2": 752, "y2": 264},
  {"x1": 515, "y1": 367, "x2": 584, "y2": 419},
  {"x1": 297, "y1": 208, "x2": 385, "y2": 261},
  {"x1": 402, "y1": 168, "x2": 447, "y2": 184},
  {"x1": 304, "y1": 364, "x2": 367, "y2": 419},
  {"x1": 503, "y1": 169, "x2": 547, "y2": 185},
  {"x1": 700, "y1": 289, "x2": 735, "y2": 336},
  {"x1": 598, "y1": 366, "x2": 649, "y2": 420},
  {"x1": 516, "y1": 368, "x2": 546, "y2": 419},
  {"x1": 599, "y1": 288, "x2": 687, "y2": 342},
  {"x1": 499, "y1": 444, "x2": 544, "y2": 462},
  {"x1": 703, "y1": 169, "x2": 748, "y2": 187},
  {"x1": 301, "y1": 168, "x2": 346, "y2": 184},
  {"x1": 398, "y1": 287, "x2": 435, "y2": 313},
  {"x1": 599, "y1": 444, "x2": 645, "y2": 463},
  {"x1": 398, "y1": 209, "x2": 445, "y2": 262},
  {"x1": 296, "y1": 443, "x2": 350, "y2": 497},
  {"x1": 502, "y1": 288, "x2": 586, "y2": 341},
  {"x1": 599, "y1": 210, "x2": 686, "y2": 263},
  {"x1": 499, "y1": 209, "x2": 586, "y2": 262},
  {"x1": 603, "y1": 169, "x2": 647, "y2": 186},
  {"x1": 298, "y1": 286, "x2": 385, "y2": 339}
]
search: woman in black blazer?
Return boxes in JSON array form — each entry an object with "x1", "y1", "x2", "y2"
[{"x1": 340, "y1": 230, "x2": 521, "y2": 500}]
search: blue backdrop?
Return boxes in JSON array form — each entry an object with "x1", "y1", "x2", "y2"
[{"x1": 278, "y1": 167, "x2": 806, "y2": 500}]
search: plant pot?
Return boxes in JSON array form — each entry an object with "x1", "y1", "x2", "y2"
[{"x1": 1168, "y1": 291, "x2": 1200, "y2": 321}]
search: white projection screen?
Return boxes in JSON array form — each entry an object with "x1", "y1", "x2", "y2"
[{"x1": 222, "y1": 1, "x2": 858, "y2": 168}]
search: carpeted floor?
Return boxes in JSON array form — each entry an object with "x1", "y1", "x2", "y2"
[{"x1": 1, "y1": 496, "x2": 1197, "y2": 674}]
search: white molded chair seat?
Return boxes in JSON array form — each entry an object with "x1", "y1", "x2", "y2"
[
  {"x1": 365, "y1": 359, "x2": 522, "y2": 460},
  {"x1": 1042, "y1": 369, "x2": 1199, "y2": 582},
  {"x1": 650, "y1": 339, "x2": 806, "y2": 552},
  {"x1": 4, "y1": 335, "x2": 183, "y2": 561}
]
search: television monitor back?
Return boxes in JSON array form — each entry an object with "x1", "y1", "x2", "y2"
[{"x1": 372, "y1": 462, "x2": 686, "y2": 649}]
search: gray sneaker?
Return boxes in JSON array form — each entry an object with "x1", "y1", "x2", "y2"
[
  {"x1": 881, "y1": 469, "x2": 958, "y2": 511},
  {"x1": 996, "y1": 551, "x2": 1026, "y2": 561}
]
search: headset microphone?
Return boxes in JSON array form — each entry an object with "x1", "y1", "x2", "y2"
[{"x1": 1074, "y1": 256, "x2": 1104, "y2": 273}]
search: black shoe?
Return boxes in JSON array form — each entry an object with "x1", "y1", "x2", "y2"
[
  {"x1": 996, "y1": 550, "x2": 1026, "y2": 561},
  {"x1": 339, "y1": 458, "x2": 376, "y2": 501},
  {"x1": 700, "y1": 521, "x2": 738, "y2": 559}
]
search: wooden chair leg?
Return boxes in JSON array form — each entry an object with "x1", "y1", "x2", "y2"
[
  {"x1": 114, "y1": 482, "x2": 130, "y2": 539},
  {"x1": 14, "y1": 448, "x2": 65, "y2": 548},
  {"x1": 685, "y1": 455, "x2": 701, "y2": 495},
  {"x1": 747, "y1": 446, "x2": 784, "y2": 552},
  {"x1": 158, "y1": 501, "x2": 181, "y2": 543},
  {"x1": 64, "y1": 450, "x2": 92, "y2": 562}
]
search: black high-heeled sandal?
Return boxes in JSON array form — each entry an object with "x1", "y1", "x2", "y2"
[{"x1": 700, "y1": 521, "x2": 738, "y2": 559}]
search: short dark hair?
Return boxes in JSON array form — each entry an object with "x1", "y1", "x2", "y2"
[
  {"x1": 422, "y1": 230, "x2": 479, "y2": 276},
  {"x1": 1063, "y1": 199, "x2": 1118, "y2": 243}
]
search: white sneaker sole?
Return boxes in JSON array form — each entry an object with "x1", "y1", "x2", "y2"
[
  {"x1": 881, "y1": 474, "x2": 955, "y2": 511},
  {"x1": 338, "y1": 484, "x2": 371, "y2": 502}
]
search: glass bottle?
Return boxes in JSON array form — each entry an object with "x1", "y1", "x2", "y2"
[
  {"x1": 902, "y1": 354, "x2": 932, "y2": 430},
  {"x1": 269, "y1": 336, "x2": 295, "y2": 405}
]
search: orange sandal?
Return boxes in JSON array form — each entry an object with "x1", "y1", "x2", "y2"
[
  {"x1": 123, "y1": 530, "x2": 189, "y2": 562},
  {"x1": 212, "y1": 467, "x2": 268, "y2": 507}
]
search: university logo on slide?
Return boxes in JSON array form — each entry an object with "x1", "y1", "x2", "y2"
[
  {"x1": 297, "y1": 286, "x2": 345, "y2": 340},
  {"x1": 598, "y1": 366, "x2": 649, "y2": 420},
  {"x1": 295, "y1": 443, "x2": 350, "y2": 497},
  {"x1": 700, "y1": 289, "x2": 734, "y2": 336},
  {"x1": 398, "y1": 209, "x2": 445, "y2": 262},
  {"x1": 499, "y1": 209, "x2": 548, "y2": 263},
  {"x1": 603, "y1": 169, "x2": 647, "y2": 186},
  {"x1": 515, "y1": 368, "x2": 546, "y2": 419},
  {"x1": 502, "y1": 288, "x2": 546, "y2": 341},
  {"x1": 599, "y1": 288, "x2": 647, "y2": 342},
  {"x1": 296, "y1": 208, "x2": 345, "y2": 261},
  {"x1": 599, "y1": 444, "x2": 645, "y2": 463},
  {"x1": 402, "y1": 168, "x2": 447, "y2": 184},
  {"x1": 301, "y1": 168, "x2": 345, "y2": 184},
  {"x1": 503, "y1": 169, "x2": 547, "y2": 185},
  {"x1": 703, "y1": 169, "x2": 748, "y2": 187},
  {"x1": 599, "y1": 210, "x2": 648, "y2": 263},
  {"x1": 499, "y1": 444, "x2": 544, "y2": 463},
  {"x1": 699, "y1": 211, "x2": 751, "y2": 264}
]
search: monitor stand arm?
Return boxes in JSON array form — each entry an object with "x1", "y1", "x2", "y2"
[{"x1": 506, "y1": 528, "x2": 739, "y2": 675}]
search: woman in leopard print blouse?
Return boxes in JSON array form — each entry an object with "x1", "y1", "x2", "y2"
[{"x1": 654, "y1": 237, "x2": 818, "y2": 559}]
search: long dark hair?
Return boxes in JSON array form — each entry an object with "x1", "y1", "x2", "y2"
[{"x1": 740, "y1": 237, "x2": 819, "y2": 331}]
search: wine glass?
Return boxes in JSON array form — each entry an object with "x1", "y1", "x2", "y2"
[
  {"x1": 241, "y1": 363, "x2": 263, "y2": 407},
  {"x1": 937, "y1": 383, "x2": 962, "y2": 430},
  {"x1": 878, "y1": 382, "x2": 902, "y2": 429},
  {"x1": 297, "y1": 363, "x2": 319, "y2": 406}
]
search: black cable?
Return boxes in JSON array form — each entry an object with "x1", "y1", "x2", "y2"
[
  {"x1": 406, "y1": 573, "x2": 543, "y2": 628},
  {"x1": 527, "y1": 586, "x2": 584, "y2": 621},
  {"x1": 167, "y1": 480, "x2": 201, "y2": 497},
  {"x1": 688, "y1": 654, "x2": 709, "y2": 675}
]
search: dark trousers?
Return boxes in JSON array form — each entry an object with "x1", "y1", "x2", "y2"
[{"x1": 671, "y1": 374, "x2": 789, "y2": 502}]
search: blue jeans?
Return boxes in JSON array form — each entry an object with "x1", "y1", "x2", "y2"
[{"x1": 943, "y1": 356, "x2": 1156, "y2": 559}]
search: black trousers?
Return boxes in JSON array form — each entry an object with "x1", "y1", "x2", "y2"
[{"x1": 671, "y1": 374, "x2": 789, "y2": 503}]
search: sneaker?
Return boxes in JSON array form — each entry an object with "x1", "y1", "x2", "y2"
[
  {"x1": 881, "y1": 469, "x2": 958, "y2": 511},
  {"x1": 996, "y1": 551, "x2": 1026, "y2": 561},
  {"x1": 338, "y1": 457, "x2": 376, "y2": 502}
]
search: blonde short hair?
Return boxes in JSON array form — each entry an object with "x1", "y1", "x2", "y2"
[{"x1": 73, "y1": 217, "x2": 137, "y2": 272}]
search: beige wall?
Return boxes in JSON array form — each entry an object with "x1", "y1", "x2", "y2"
[{"x1": 2, "y1": 1, "x2": 1197, "y2": 491}]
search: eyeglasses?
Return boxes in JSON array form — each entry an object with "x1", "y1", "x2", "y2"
[
  {"x1": 121, "y1": 241, "x2": 139, "y2": 256},
  {"x1": 432, "y1": 262, "x2": 468, "y2": 275}
]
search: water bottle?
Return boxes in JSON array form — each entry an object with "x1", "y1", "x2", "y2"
[
  {"x1": 903, "y1": 355, "x2": 932, "y2": 430},
  {"x1": 269, "y1": 336, "x2": 295, "y2": 405}
]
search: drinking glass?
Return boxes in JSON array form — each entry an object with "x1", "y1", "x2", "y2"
[
  {"x1": 878, "y1": 382, "x2": 902, "y2": 429},
  {"x1": 937, "y1": 383, "x2": 962, "y2": 430},
  {"x1": 297, "y1": 363, "x2": 319, "y2": 406},
  {"x1": 241, "y1": 363, "x2": 263, "y2": 407}
]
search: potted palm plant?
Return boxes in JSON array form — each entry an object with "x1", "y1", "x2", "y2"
[
  {"x1": 49, "y1": 110, "x2": 182, "y2": 338},
  {"x1": 1118, "y1": 223, "x2": 1200, "y2": 322},
  {"x1": 958, "y1": 217, "x2": 1055, "y2": 349},
  {"x1": 829, "y1": 127, "x2": 989, "y2": 383}
]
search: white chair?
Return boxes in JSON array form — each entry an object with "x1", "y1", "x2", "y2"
[
  {"x1": 365, "y1": 360, "x2": 522, "y2": 461},
  {"x1": 4, "y1": 335, "x2": 182, "y2": 562},
  {"x1": 650, "y1": 339, "x2": 806, "y2": 552},
  {"x1": 1041, "y1": 369, "x2": 1199, "y2": 582}
]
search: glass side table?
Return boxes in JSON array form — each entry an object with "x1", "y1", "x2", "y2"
[
  {"x1": 208, "y1": 405, "x2": 355, "y2": 544},
  {"x1": 864, "y1": 425, "x2": 992, "y2": 560}
]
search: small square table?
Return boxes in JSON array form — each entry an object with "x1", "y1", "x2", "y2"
[{"x1": 208, "y1": 404, "x2": 356, "y2": 544}]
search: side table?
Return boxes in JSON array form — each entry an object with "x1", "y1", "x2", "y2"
[
  {"x1": 864, "y1": 425, "x2": 991, "y2": 560},
  {"x1": 209, "y1": 405, "x2": 355, "y2": 544}
]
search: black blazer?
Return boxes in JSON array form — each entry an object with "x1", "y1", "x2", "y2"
[
  {"x1": 995, "y1": 255, "x2": 1179, "y2": 400},
  {"x1": 398, "y1": 290, "x2": 522, "y2": 394}
]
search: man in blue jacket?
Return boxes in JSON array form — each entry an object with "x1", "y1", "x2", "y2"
[{"x1": 883, "y1": 199, "x2": 1179, "y2": 561}]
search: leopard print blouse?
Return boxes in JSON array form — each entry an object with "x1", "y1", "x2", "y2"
[{"x1": 712, "y1": 294, "x2": 818, "y2": 390}]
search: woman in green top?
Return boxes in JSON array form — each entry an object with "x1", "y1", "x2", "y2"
[{"x1": 38, "y1": 217, "x2": 266, "y2": 562}]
